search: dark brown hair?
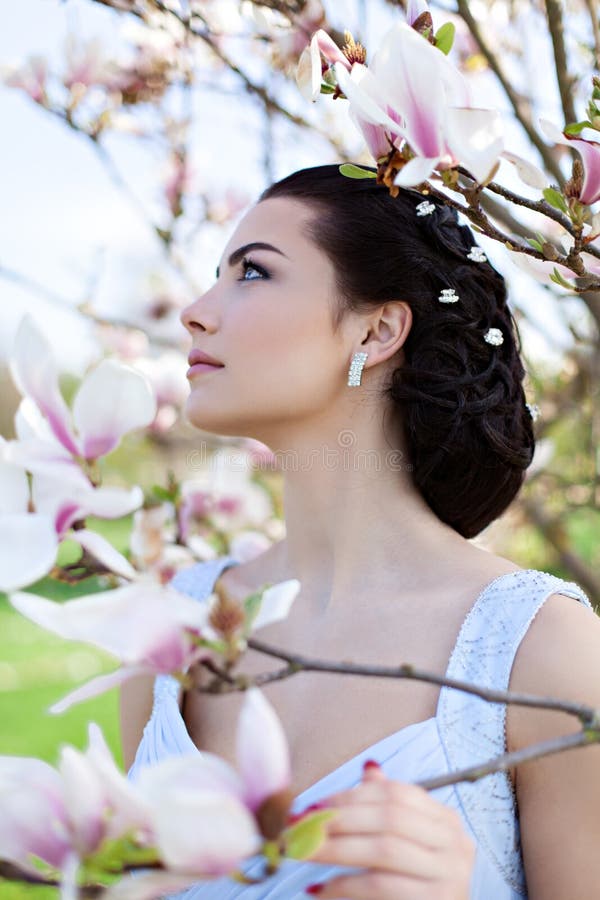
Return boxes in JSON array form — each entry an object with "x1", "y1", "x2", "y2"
[{"x1": 259, "y1": 164, "x2": 535, "y2": 538}]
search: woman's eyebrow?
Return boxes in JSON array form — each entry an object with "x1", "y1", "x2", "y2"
[{"x1": 215, "y1": 241, "x2": 288, "y2": 278}]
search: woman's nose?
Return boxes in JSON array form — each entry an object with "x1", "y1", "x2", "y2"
[{"x1": 180, "y1": 290, "x2": 218, "y2": 334}]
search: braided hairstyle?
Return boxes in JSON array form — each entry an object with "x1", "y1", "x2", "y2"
[{"x1": 259, "y1": 164, "x2": 535, "y2": 538}]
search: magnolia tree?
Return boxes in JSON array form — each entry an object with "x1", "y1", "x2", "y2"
[
  {"x1": 2, "y1": 0, "x2": 599, "y2": 592},
  {"x1": 1, "y1": 1, "x2": 600, "y2": 897}
]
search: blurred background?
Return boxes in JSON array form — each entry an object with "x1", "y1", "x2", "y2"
[{"x1": 0, "y1": 5, "x2": 598, "y2": 892}]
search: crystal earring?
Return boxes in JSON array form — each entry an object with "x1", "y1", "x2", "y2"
[{"x1": 348, "y1": 351, "x2": 368, "y2": 387}]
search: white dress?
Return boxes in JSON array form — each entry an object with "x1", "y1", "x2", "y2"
[{"x1": 128, "y1": 556, "x2": 594, "y2": 898}]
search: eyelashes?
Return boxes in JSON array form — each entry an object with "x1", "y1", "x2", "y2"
[{"x1": 238, "y1": 256, "x2": 270, "y2": 282}]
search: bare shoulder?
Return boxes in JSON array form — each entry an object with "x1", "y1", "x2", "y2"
[
  {"x1": 507, "y1": 588, "x2": 599, "y2": 748},
  {"x1": 504, "y1": 590, "x2": 600, "y2": 898}
]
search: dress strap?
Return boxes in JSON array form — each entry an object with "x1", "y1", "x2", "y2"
[
  {"x1": 437, "y1": 568, "x2": 593, "y2": 894},
  {"x1": 152, "y1": 555, "x2": 241, "y2": 707}
]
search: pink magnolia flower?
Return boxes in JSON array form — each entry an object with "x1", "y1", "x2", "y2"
[
  {"x1": 135, "y1": 688, "x2": 291, "y2": 875},
  {"x1": 9, "y1": 578, "x2": 213, "y2": 713},
  {"x1": 9, "y1": 315, "x2": 156, "y2": 461},
  {"x1": 9, "y1": 575, "x2": 300, "y2": 712},
  {"x1": 540, "y1": 119, "x2": 600, "y2": 205},
  {"x1": 0, "y1": 756, "x2": 72, "y2": 873},
  {"x1": 333, "y1": 21, "x2": 504, "y2": 186},
  {"x1": 2, "y1": 438, "x2": 141, "y2": 586},
  {"x1": 2, "y1": 55, "x2": 48, "y2": 103},
  {"x1": 0, "y1": 724, "x2": 150, "y2": 895},
  {"x1": 0, "y1": 437, "x2": 59, "y2": 593}
]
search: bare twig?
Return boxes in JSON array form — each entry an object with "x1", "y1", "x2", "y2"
[
  {"x1": 221, "y1": 637, "x2": 600, "y2": 728},
  {"x1": 544, "y1": 0, "x2": 578, "y2": 127},
  {"x1": 418, "y1": 728, "x2": 592, "y2": 790},
  {"x1": 586, "y1": 0, "x2": 600, "y2": 69}
]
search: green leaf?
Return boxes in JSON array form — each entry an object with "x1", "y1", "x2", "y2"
[
  {"x1": 193, "y1": 636, "x2": 229, "y2": 654},
  {"x1": 526, "y1": 238, "x2": 544, "y2": 252},
  {"x1": 151, "y1": 484, "x2": 174, "y2": 502},
  {"x1": 338, "y1": 164, "x2": 377, "y2": 179},
  {"x1": 564, "y1": 120, "x2": 591, "y2": 136},
  {"x1": 542, "y1": 187, "x2": 568, "y2": 213},
  {"x1": 549, "y1": 267, "x2": 574, "y2": 289},
  {"x1": 320, "y1": 83, "x2": 337, "y2": 94},
  {"x1": 243, "y1": 590, "x2": 265, "y2": 633},
  {"x1": 283, "y1": 810, "x2": 337, "y2": 860},
  {"x1": 434, "y1": 22, "x2": 455, "y2": 55},
  {"x1": 84, "y1": 832, "x2": 161, "y2": 877}
]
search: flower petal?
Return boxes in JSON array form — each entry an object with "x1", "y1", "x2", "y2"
[
  {"x1": 73, "y1": 359, "x2": 157, "y2": 460},
  {"x1": 405, "y1": 0, "x2": 429, "y2": 25},
  {"x1": 445, "y1": 106, "x2": 504, "y2": 184},
  {"x1": 78, "y1": 485, "x2": 144, "y2": 520},
  {"x1": 49, "y1": 666, "x2": 151, "y2": 715},
  {"x1": 59, "y1": 746, "x2": 106, "y2": 855},
  {"x1": 0, "y1": 756, "x2": 71, "y2": 871},
  {"x1": 0, "y1": 513, "x2": 58, "y2": 592},
  {"x1": 501, "y1": 150, "x2": 548, "y2": 189},
  {"x1": 569, "y1": 137, "x2": 600, "y2": 205},
  {"x1": 6, "y1": 437, "x2": 85, "y2": 484},
  {"x1": 0, "y1": 442, "x2": 29, "y2": 514},
  {"x1": 14, "y1": 397, "x2": 60, "y2": 442},
  {"x1": 539, "y1": 117, "x2": 567, "y2": 145},
  {"x1": 252, "y1": 579, "x2": 301, "y2": 631},
  {"x1": 85, "y1": 722, "x2": 153, "y2": 839},
  {"x1": 236, "y1": 687, "x2": 291, "y2": 811},
  {"x1": 9, "y1": 316, "x2": 80, "y2": 455},
  {"x1": 393, "y1": 155, "x2": 440, "y2": 186},
  {"x1": 136, "y1": 752, "x2": 245, "y2": 804},
  {"x1": 370, "y1": 22, "x2": 456, "y2": 157},
  {"x1": 72, "y1": 529, "x2": 137, "y2": 579},
  {"x1": 10, "y1": 580, "x2": 209, "y2": 667},
  {"x1": 148, "y1": 788, "x2": 259, "y2": 874},
  {"x1": 334, "y1": 63, "x2": 402, "y2": 133}
]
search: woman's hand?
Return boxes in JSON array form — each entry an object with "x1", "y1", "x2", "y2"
[{"x1": 304, "y1": 760, "x2": 475, "y2": 899}]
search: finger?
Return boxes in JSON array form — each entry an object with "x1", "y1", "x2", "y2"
[
  {"x1": 324, "y1": 777, "x2": 453, "y2": 823},
  {"x1": 322, "y1": 799, "x2": 458, "y2": 851},
  {"x1": 305, "y1": 871, "x2": 431, "y2": 899},
  {"x1": 308, "y1": 833, "x2": 441, "y2": 877},
  {"x1": 360, "y1": 759, "x2": 386, "y2": 783}
]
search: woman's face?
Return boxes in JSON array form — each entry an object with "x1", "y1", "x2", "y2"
[{"x1": 180, "y1": 196, "x2": 357, "y2": 444}]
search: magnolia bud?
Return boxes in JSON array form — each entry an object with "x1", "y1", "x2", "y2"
[{"x1": 255, "y1": 787, "x2": 295, "y2": 840}]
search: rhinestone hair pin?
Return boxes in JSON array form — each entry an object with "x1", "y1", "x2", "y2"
[
  {"x1": 484, "y1": 327, "x2": 504, "y2": 346},
  {"x1": 526, "y1": 402, "x2": 541, "y2": 421},
  {"x1": 438, "y1": 288, "x2": 459, "y2": 304},
  {"x1": 416, "y1": 200, "x2": 435, "y2": 217},
  {"x1": 467, "y1": 246, "x2": 487, "y2": 263}
]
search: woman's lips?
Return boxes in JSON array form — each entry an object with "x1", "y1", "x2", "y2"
[{"x1": 186, "y1": 362, "x2": 224, "y2": 378}]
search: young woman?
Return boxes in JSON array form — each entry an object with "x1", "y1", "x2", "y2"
[{"x1": 123, "y1": 165, "x2": 600, "y2": 899}]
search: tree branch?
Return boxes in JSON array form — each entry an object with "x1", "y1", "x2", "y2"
[
  {"x1": 418, "y1": 728, "x2": 591, "y2": 790},
  {"x1": 520, "y1": 496, "x2": 600, "y2": 602},
  {"x1": 586, "y1": 0, "x2": 600, "y2": 70},
  {"x1": 224, "y1": 637, "x2": 600, "y2": 728},
  {"x1": 544, "y1": 0, "x2": 578, "y2": 127}
]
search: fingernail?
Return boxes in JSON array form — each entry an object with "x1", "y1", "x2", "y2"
[
  {"x1": 287, "y1": 800, "x2": 330, "y2": 827},
  {"x1": 362, "y1": 758, "x2": 380, "y2": 772},
  {"x1": 305, "y1": 800, "x2": 330, "y2": 812},
  {"x1": 305, "y1": 884, "x2": 324, "y2": 895}
]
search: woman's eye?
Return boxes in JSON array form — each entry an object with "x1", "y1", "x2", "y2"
[{"x1": 239, "y1": 258, "x2": 269, "y2": 282}]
